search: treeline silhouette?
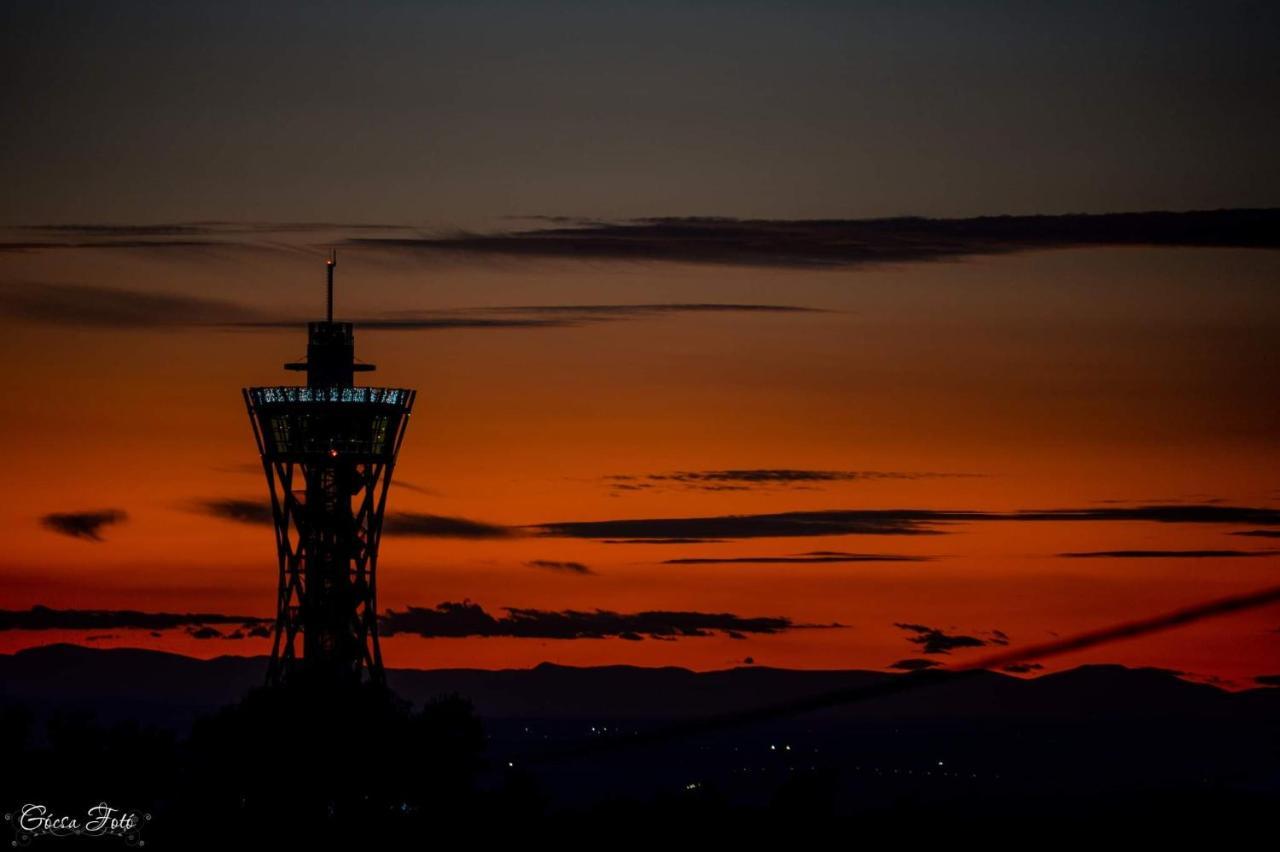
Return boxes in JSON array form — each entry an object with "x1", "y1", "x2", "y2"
[{"x1": 5, "y1": 678, "x2": 528, "y2": 845}]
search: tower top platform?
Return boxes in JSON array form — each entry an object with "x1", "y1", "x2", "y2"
[{"x1": 271, "y1": 251, "x2": 384, "y2": 387}]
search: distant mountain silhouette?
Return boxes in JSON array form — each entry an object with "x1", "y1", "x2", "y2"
[
  {"x1": 4, "y1": 644, "x2": 1278, "y2": 837},
  {"x1": 2, "y1": 644, "x2": 1274, "y2": 732}
]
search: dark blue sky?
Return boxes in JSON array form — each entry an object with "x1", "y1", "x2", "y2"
[{"x1": 3, "y1": 0, "x2": 1277, "y2": 225}]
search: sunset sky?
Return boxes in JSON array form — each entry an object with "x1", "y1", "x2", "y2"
[{"x1": 1, "y1": 1, "x2": 1277, "y2": 686}]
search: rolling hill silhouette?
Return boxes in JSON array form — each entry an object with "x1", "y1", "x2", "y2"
[{"x1": 2, "y1": 643, "x2": 1274, "y2": 731}]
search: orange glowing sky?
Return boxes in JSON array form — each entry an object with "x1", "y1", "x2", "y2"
[
  {"x1": 1, "y1": 236, "x2": 1277, "y2": 685},
  {"x1": 3, "y1": 2, "x2": 1279, "y2": 687}
]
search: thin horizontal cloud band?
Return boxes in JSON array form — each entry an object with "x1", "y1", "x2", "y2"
[
  {"x1": 0, "y1": 603, "x2": 834, "y2": 641},
  {"x1": 663, "y1": 553, "x2": 929, "y2": 565},
  {"x1": 0, "y1": 606, "x2": 268, "y2": 631},
  {"x1": 193, "y1": 500, "x2": 1280, "y2": 541},
  {"x1": 8, "y1": 209, "x2": 1277, "y2": 268},
  {"x1": 348, "y1": 209, "x2": 1280, "y2": 269},
  {"x1": 0, "y1": 282, "x2": 821, "y2": 330},
  {"x1": 1059, "y1": 549, "x2": 1279, "y2": 559},
  {"x1": 530, "y1": 505, "x2": 1280, "y2": 539}
]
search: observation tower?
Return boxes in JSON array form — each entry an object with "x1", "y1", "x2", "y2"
[{"x1": 243, "y1": 252, "x2": 415, "y2": 685}]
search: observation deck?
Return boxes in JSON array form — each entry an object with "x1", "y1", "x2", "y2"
[{"x1": 243, "y1": 385, "x2": 415, "y2": 462}]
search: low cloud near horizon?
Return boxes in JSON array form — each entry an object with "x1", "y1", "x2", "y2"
[
  {"x1": 40, "y1": 509, "x2": 128, "y2": 542},
  {"x1": 0, "y1": 603, "x2": 835, "y2": 643}
]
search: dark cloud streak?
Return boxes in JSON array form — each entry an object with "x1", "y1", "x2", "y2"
[
  {"x1": 196, "y1": 499, "x2": 274, "y2": 526},
  {"x1": 535, "y1": 504, "x2": 1280, "y2": 540},
  {"x1": 664, "y1": 552, "x2": 927, "y2": 565},
  {"x1": 348, "y1": 209, "x2": 1280, "y2": 269},
  {"x1": 40, "y1": 509, "x2": 128, "y2": 542},
  {"x1": 526, "y1": 559, "x2": 594, "y2": 575},
  {"x1": 196, "y1": 498, "x2": 1280, "y2": 545},
  {"x1": 894, "y1": 623, "x2": 989, "y2": 655},
  {"x1": 379, "y1": 601, "x2": 836, "y2": 640},
  {"x1": 887, "y1": 658, "x2": 943, "y2": 671},
  {"x1": 195, "y1": 499, "x2": 517, "y2": 539},
  {"x1": 1, "y1": 283, "x2": 262, "y2": 328},
  {"x1": 382, "y1": 512, "x2": 516, "y2": 539},
  {"x1": 0, "y1": 605, "x2": 268, "y2": 631},
  {"x1": 607, "y1": 468, "x2": 979, "y2": 493},
  {"x1": 2, "y1": 602, "x2": 833, "y2": 642},
  {"x1": 1060, "y1": 549, "x2": 1279, "y2": 558},
  {"x1": 0, "y1": 282, "x2": 817, "y2": 332}
]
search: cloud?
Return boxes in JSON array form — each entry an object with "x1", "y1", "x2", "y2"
[
  {"x1": 195, "y1": 500, "x2": 517, "y2": 539},
  {"x1": 304, "y1": 316, "x2": 577, "y2": 331},
  {"x1": 663, "y1": 552, "x2": 927, "y2": 565},
  {"x1": 533, "y1": 504, "x2": 1280, "y2": 541},
  {"x1": 1, "y1": 282, "x2": 818, "y2": 333},
  {"x1": 379, "y1": 600, "x2": 839, "y2": 640},
  {"x1": 0, "y1": 240, "x2": 225, "y2": 252},
  {"x1": 492, "y1": 303, "x2": 819, "y2": 315},
  {"x1": 605, "y1": 468, "x2": 979, "y2": 493},
  {"x1": 1231, "y1": 530, "x2": 1280, "y2": 539},
  {"x1": 241, "y1": 303, "x2": 822, "y2": 332},
  {"x1": 887, "y1": 658, "x2": 943, "y2": 671},
  {"x1": 1255, "y1": 674, "x2": 1280, "y2": 687},
  {"x1": 346, "y1": 209, "x2": 1280, "y2": 269},
  {"x1": 40, "y1": 509, "x2": 127, "y2": 542},
  {"x1": 1003, "y1": 663, "x2": 1044, "y2": 674},
  {"x1": 12, "y1": 211, "x2": 1278, "y2": 268},
  {"x1": 603, "y1": 538, "x2": 728, "y2": 545},
  {"x1": 0, "y1": 282, "x2": 264, "y2": 327},
  {"x1": 1059, "y1": 549, "x2": 1279, "y2": 558},
  {"x1": 894, "y1": 623, "x2": 989, "y2": 655},
  {"x1": 196, "y1": 497, "x2": 1280, "y2": 544},
  {"x1": 382, "y1": 512, "x2": 516, "y2": 539},
  {"x1": 526, "y1": 559, "x2": 594, "y2": 575},
  {"x1": 17, "y1": 222, "x2": 409, "y2": 238},
  {"x1": 1000, "y1": 505, "x2": 1280, "y2": 525},
  {"x1": 23, "y1": 224, "x2": 223, "y2": 237},
  {"x1": 391, "y1": 479, "x2": 443, "y2": 497},
  {"x1": 533, "y1": 511, "x2": 938, "y2": 540},
  {"x1": 0, "y1": 222, "x2": 415, "y2": 252},
  {"x1": 196, "y1": 498, "x2": 274, "y2": 526},
  {"x1": 0, "y1": 605, "x2": 268, "y2": 631}
]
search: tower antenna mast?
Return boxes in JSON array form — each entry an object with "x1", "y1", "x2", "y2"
[{"x1": 325, "y1": 249, "x2": 337, "y2": 323}]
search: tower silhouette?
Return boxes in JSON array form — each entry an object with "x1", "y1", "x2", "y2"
[{"x1": 243, "y1": 252, "x2": 415, "y2": 685}]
